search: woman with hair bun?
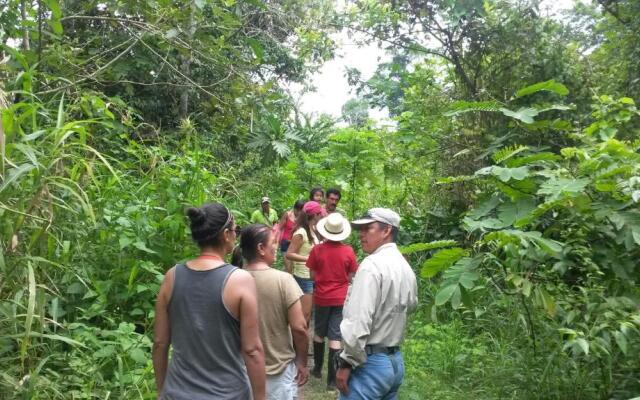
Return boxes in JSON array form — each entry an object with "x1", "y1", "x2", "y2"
[{"x1": 153, "y1": 203, "x2": 266, "y2": 400}]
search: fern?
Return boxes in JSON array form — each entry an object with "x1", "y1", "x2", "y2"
[
  {"x1": 515, "y1": 80, "x2": 569, "y2": 98},
  {"x1": 443, "y1": 101, "x2": 502, "y2": 117},
  {"x1": 400, "y1": 240, "x2": 458, "y2": 255},
  {"x1": 492, "y1": 145, "x2": 529, "y2": 164},
  {"x1": 505, "y1": 152, "x2": 560, "y2": 167},
  {"x1": 443, "y1": 99, "x2": 567, "y2": 125}
]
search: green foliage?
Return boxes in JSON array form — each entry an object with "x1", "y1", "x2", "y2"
[
  {"x1": 399, "y1": 240, "x2": 457, "y2": 255},
  {"x1": 516, "y1": 80, "x2": 570, "y2": 98},
  {"x1": 421, "y1": 248, "x2": 468, "y2": 279},
  {"x1": 491, "y1": 145, "x2": 529, "y2": 164},
  {"x1": 445, "y1": 101, "x2": 571, "y2": 124},
  {"x1": 443, "y1": 100, "x2": 502, "y2": 116},
  {"x1": 3, "y1": 0, "x2": 640, "y2": 398},
  {"x1": 424, "y1": 94, "x2": 640, "y2": 397}
]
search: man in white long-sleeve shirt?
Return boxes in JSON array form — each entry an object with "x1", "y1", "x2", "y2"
[{"x1": 336, "y1": 208, "x2": 418, "y2": 399}]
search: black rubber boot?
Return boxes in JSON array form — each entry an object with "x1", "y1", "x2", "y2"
[
  {"x1": 312, "y1": 341, "x2": 324, "y2": 378},
  {"x1": 327, "y1": 348, "x2": 340, "y2": 390}
]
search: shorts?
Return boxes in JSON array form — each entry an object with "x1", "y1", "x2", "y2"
[
  {"x1": 314, "y1": 305, "x2": 343, "y2": 340},
  {"x1": 280, "y1": 240, "x2": 290, "y2": 253},
  {"x1": 293, "y1": 275, "x2": 314, "y2": 294},
  {"x1": 266, "y1": 361, "x2": 298, "y2": 400}
]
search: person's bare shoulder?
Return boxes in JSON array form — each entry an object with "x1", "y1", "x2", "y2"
[
  {"x1": 227, "y1": 268, "x2": 254, "y2": 286},
  {"x1": 158, "y1": 265, "x2": 177, "y2": 301},
  {"x1": 164, "y1": 265, "x2": 177, "y2": 277}
]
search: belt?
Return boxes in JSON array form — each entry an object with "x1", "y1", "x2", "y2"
[{"x1": 365, "y1": 345, "x2": 399, "y2": 355}]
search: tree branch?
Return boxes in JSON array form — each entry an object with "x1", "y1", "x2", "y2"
[
  {"x1": 131, "y1": 30, "x2": 228, "y2": 105},
  {"x1": 87, "y1": 38, "x2": 139, "y2": 79},
  {"x1": 596, "y1": 0, "x2": 631, "y2": 26},
  {"x1": 336, "y1": 23, "x2": 454, "y2": 64},
  {"x1": 60, "y1": 14, "x2": 158, "y2": 30}
]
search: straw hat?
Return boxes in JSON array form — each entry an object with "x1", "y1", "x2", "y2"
[{"x1": 316, "y1": 213, "x2": 351, "y2": 242}]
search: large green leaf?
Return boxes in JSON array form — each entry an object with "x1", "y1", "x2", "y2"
[
  {"x1": 538, "y1": 177, "x2": 590, "y2": 200},
  {"x1": 444, "y1": 101, "x2": 502, "y2": 117},
  {"x1": 133, "y1": 240, "x2": 157, "y2": 254},
  {"x1": 45, "y1": 0, "x2": 63, "y2": 35},
  {"x1": 476, "y1": 166, "x2": 530, "y2": 182},
  {"x1": 400, "y1": 240, "x2": 457, "y2": 255},
  {"x1": 129, "y1": 347, "x2": 148, "y2": 364},
  {"x1": 0, "y1": 163, "x2": 36, "y2": 193},
  {"x1": 466, "y1": 196, "x2": 501, "y2": 220},
  {"x1": 463, "y1": 216, "x2": 507, "y2": 232},
  {"x1": 435, "y1": 284, "x2": 459, "y2": 306},
  {"x1": 484, "y1": 229, "x2": 563, "y2": 254},
  {"x1": 421, "y1": 248, "x2": 469, "y2": 278},
  {"x1": 614, "y1": 331, "x2": 628, "y2": 355},
  {"x1": 499, "y1": 107, "x2": 539, "y2": 124},
  {"x1": 442, "y1": 257, "x2": 481, "y2": 289},
  {"x1": 575, "y1": 338, "x2": 589, "y2": 355},
  {"x1": 434, "y1": 255, "x2": 479, "y2": 309},
  {"x1": 497, "y1": 198, "x2": 537, "y2": 227},
  {"x1": 515, "y1": 80, "x2": 569, "y2": 98},
  {"x1": 506, "y1": 152, "x2": 561, "y2": 168},
  {"x1": 534, "y1": 287, "x2": 556, "y2": 317}
]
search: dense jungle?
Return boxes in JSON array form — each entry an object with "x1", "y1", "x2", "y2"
[{"x1": 1, "y1": 0, "x2": 639, "y2": 398}]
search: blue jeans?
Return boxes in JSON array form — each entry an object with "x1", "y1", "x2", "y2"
[
  {"x1": 340, "y1": 352, "x2": 404, "y2": 400},
  {"x1": 280, "y1": 240, "x2": 290, "y2": 253},
  {"x1": 293, "y1": 275, "x2": 314, "y2": 294}
]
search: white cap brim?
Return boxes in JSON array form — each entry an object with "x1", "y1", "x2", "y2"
[{"x1": 350, "y1": 218, "x2": 377, "y2": 226}]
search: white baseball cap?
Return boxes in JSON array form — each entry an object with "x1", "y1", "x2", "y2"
[
  {"x1": 261, "y1": 196, "x2": 270, "y2": 204},
  {"x1": 351, "y1": 208, "x2": 401, "y2": 228}
]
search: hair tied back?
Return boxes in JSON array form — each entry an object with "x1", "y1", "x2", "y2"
[{"x1": 186, "y1": 207, "x2": 206, "y2": 225}]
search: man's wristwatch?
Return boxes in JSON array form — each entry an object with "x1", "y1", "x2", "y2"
[{"x1": 337, "y1": 358, "x2": 353, "y2": 369}]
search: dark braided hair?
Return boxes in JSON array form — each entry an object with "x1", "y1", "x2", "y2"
[{"x1": 186, "y1": 203, "x2": 233, "y2": 248}]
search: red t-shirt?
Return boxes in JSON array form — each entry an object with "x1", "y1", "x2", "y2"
[
  {"x1": 306, "y1": 242, "x2": 358, "y2": 306},
  {"x1": 280, "y1": 214, "x2": 295, "y2": 242}
]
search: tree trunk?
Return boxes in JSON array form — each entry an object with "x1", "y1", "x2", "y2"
[
  {"x1": 0, "y1": 87, "x2": 7, "y2": 180},
  {"x1": 21, "y1": 0, "x2": 31, "y2": 51},
  {"x1": 180, "y1": 1, "x2": 196, "y2": 118},
  {"x1": 37, "y1": 0, "x2": 43, "y2": 61}
]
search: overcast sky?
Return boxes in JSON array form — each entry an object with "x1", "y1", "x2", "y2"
[{"x1": 289, "y1": 0, "x2": 576, "y2": 123}]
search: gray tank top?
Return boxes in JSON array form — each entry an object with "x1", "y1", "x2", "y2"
[{"x1": 162, "y1": 263, "x2": 251, "y2": 400}]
